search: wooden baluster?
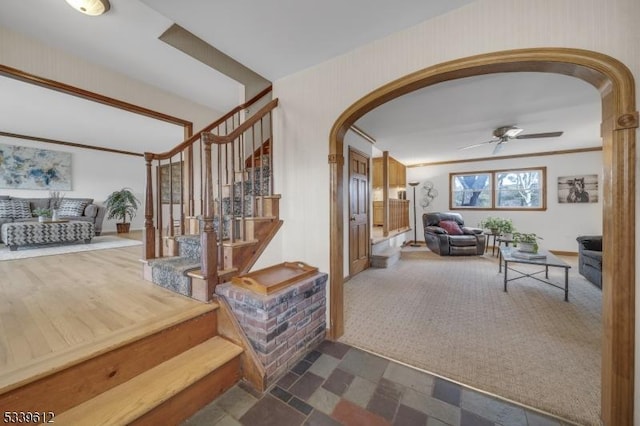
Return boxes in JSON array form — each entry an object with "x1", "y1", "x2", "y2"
[
  {"x1": 143, "y1": 153, "x2": 156, "y2": 260},
  {"x1": 230, "y1": 138, "x2": 236, "y2": 243},
  {"x1": 268, "y1": 110, "x2": 274, "y2": 196},
  {"x1": 251, "y1": 122, "x2": 256, "y2": 217},
  {"x1": 217, "y1": 144, "x2": 224, "y2": 267},
  {"x1": 168, "y1": 157, "x2": 174, "y2": 237},
  {"x1": 201, "y1": 136, "x2": 218, "y2": 297},
  {"x1": 156, "y1": 159, "x2": 164, "y2": 257},
  {"x1": 179, "y1": 151, "x2": 184, "y2": 235}
]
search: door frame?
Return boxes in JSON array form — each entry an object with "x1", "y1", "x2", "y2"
[
  {"x1": 348, "y1": 146, "x2": 371, "y2": 277},
  {"x1": 328, "y1": 48, "x2": 637, "y2": 425}
]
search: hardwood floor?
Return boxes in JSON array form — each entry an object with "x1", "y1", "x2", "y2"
[{"x1": 0, "y1": 232, "x2": 206, "y2": 391}]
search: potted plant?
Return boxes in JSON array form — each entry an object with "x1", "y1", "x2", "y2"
[
  {"x1": 478, "y1": 217, "x2": 502, "y2": 235},
  {"x1": 497, "y1": 218, "x2": 515, "y2": 238},
  {"x1": 33, "y1": 208, "x2": 52, "y2": 222},
  {"x1": 105, "y1": 188, "x2": 140, "y2": 233},
  {"x1": 513, "y1": 232, "x2": 542, "y2": 253},
  {"x1": 49, "y1": 191, "x2": 65, "y2": 221}
]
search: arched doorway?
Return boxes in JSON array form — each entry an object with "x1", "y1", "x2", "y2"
[{"x1": 328, "y1": 48, "x2": 637, "y2": 425}]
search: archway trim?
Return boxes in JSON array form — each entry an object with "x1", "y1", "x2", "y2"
[{"x1": 328, "y1": 47, "x2": 637, "y2": 426}]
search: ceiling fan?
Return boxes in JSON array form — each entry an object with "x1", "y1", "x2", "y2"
[{"x1": 459, "y1": 125, "x2": 564, "y2": 155}]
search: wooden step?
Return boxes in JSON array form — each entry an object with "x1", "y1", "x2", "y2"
[
  {"x1": 0, "y1": 304, "x2": 218, "y2": 414},
  {"x1": 257, "y1": 194, "x2": 280, "y2": 218},
  {"x1": 187, "y1": 268, "x2": 238, "y2": 300},
  {"x1": 55, "y1": 336, "x2": 243, "y2": 425}
]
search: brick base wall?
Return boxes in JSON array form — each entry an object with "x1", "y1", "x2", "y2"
[{"x1": 215, "y1": 272, "x2": 327, "y2": 386}]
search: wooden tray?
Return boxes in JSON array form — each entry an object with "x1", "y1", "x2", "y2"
[{"x1": 231, "y1": 261, "x2": 319, "y2": 295}]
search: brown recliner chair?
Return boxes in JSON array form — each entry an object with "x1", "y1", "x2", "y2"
[{"x1": 423, "y1": 212, "x2": 486, "y2": 256}]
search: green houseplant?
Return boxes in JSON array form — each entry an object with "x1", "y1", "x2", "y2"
[
  {"x1": 33, "y1": 208, "x2": 52, "y2": 222},
  {"x1": 497, "y1": 218, "x2": 514, "y2": 237},
  {"x1": 479, "y1": 217, "x2": 514, "y2": 236},
  {"x1": 105, "y1": 188, "x2": 140, "y2": 233},
  {"x1": 513, "y1": 232, "x2": 541, "y2": 253},
  {"x1": 478, "y1": 217, "x2": 502, "y2": 234}
]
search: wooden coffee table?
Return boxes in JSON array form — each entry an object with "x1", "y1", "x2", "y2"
[{"x1": 499, "y1": 246, "x2": 571, "y2": 301}]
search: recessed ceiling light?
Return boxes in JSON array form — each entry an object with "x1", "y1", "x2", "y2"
[{"x1": 64, "y1": 0, "x2": 110, "y2": 16}]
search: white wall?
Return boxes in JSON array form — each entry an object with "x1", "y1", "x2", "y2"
[
  {"x1": 272, "y1": 0, "x2": 638, "y2": 272},
  {"x1": 0, "y1": 27, "x2": 221, "y2": 131},
  {"x1": 0, "y1": 135, "x2": 145, "y2": 233},
  {"x1": 269, "y1": 0, "x2": 639, "y2": 416},
  {"x1": 0, "y1": 27, "x2": 227, "y2": 234},
  {"x1": 407, "y1": 150, "x2": 603, "y2": 252}
]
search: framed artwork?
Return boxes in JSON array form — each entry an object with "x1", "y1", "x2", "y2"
[
  {"x1": 159, "y1": 162, "x2": 183, "y2": 204},
  {"x1": 0, "y1": 143, "x2": 72, "y2": 190},
  {"x1": 558, "y1": 174, "x2": 598, "y2": 203}
]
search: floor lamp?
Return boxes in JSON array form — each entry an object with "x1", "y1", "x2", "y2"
[{"x1": 409, "y1": 181, "x2": 420, "y2": 247}]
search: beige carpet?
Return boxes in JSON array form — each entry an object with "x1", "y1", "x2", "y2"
[
  {"x1": 340, "y1": 248, "x2": 601, "y2": 426},
  {"x1": 0, "y1": 235, "x2": 142, "y2": 261}
]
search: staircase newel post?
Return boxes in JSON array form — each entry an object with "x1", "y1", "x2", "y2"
[
  {"x1": 201, "y1": 134, "x2": 219, "y2": 298},
  {"x1": 143, "y1": 153, "x2": 156, "y2": 260}
]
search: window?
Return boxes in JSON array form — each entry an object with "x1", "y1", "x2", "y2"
[
  {"x1": 450, "y1": 167, "x2": 546, "y2": 210},
  {"x1": 451, "y1": 173, "x2": 492, "y2": 208}
]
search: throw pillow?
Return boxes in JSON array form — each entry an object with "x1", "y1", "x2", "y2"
[
  {"x1": 438, "y1": 220, "x2": 464, "y2": 235},
  {"x1": 57, "y1": 199, "x2": 87, "y2": 217},
  {"x1": 0, "y1": 199, "x2": 31, "y2": 219},
  {"x1": 0, "y1": 199, "x2": 14, "y2": 219}
]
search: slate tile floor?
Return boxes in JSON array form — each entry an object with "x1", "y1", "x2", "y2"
[{"x1": 184, "y1": 341, "x2": 572, "y2": 426}]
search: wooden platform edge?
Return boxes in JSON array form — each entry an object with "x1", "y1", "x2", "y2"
[
  {"x1": 0, "y1": 302, "x2": 218, "y2": 395},
  {"x1": 55, "y1": 337, "x2": 242, "y2": 425},
  {"x1": 213, "y1": 295, "x2": 266, "y2": 392},
  {"x1": 133, "y1": 355, "x2": 240, "y2": 426}
]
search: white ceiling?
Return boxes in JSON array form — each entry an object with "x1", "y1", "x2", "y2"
[
  {"x1": 0, "y1": 76, "x2": 184, "y2": 154},
  {"x1": 0, "y1": 0, "x2": 602, "y2": 162},
  {"x1": 141, "y1": 0, "x2": 475, "y2": 81},
  {"x1": 357, "y1": 72, "x2": 602, "y2": 164},
  {"x1": 0, "y1": 0, "x2": 474, "y2": 112}
]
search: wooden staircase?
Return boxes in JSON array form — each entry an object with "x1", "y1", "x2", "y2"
[
  {"x1": 142, "y1": 88, "x2": 281, "y2": 301},
  {"x1": 0, "y1": 303, "x2": 244, "y2": 425},
  {"x1": 144, "y1": 195, "x2": 283, "y2": 301}
]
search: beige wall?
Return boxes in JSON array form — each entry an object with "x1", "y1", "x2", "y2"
[
  {"x1": 268, "y1": 0, "x2": 639, "y2": 418},
  {"x1": 0, "y1": 26, "x2": 221, "y2": 131},
  {"x1": 407, "y1": 150, "x2": 603, "y2": 252}
]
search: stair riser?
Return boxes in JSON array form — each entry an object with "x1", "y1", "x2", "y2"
[
  {"x1": 131, "y1": 357, "x2": 240, "y2": 426},
  {"x1": 0, "y1": 311, "x2": 218, "y2": 414},
  {"x1": 179, "y1": 239, "x2": 202, "y2": 261}
]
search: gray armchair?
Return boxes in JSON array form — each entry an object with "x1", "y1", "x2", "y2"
[
  {"x1": 423, "y1": 212, "x2": 486, "y2": 256},
  {"x1": 576, "y1": 235, "x2": 602, "y2": 289}
]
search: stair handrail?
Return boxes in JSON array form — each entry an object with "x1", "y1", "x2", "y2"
[
  {"x1": 201, "y1": 99, "x2": 279, "y2": 145},
  {"x1": 199, "y1": 97, "x2": 278, "y2": 295},
  {"x1": 150, "y1": 86, "x2": 272, "y2": 161},
  {"x1": 143, "y1": 86, "x2": 272, "y2": 261}
]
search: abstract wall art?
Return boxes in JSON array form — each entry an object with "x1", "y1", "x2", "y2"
[{"x1": 0, "y1": 144, "x2": 72, "y2": 190}]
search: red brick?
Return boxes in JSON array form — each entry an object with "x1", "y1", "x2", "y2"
[{"x1": 311, "y1": 289, "x2": 326, "y2": 303}]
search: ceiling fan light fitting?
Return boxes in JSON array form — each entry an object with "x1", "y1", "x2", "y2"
[{"x1": 64, "y1": 0, "x2": 110, "y2": 16}]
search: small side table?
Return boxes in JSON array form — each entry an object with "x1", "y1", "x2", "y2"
[
  {"x1": 496, "y1": 236, "x2": 515, "y2": 260},
  {"x1": 484, "y1": 232, "x2": 500, "y2": 255}
]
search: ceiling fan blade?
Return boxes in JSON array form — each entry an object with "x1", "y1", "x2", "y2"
[
  {"x1": 515, "y1": 131, "x2": 564, "y2": 139},
  {"x1": 492, "y1": 141, "x2": 504, "y2": 155},
  {"x1": 458, "y1": 139, "x2": 497, "y2": 150}
]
